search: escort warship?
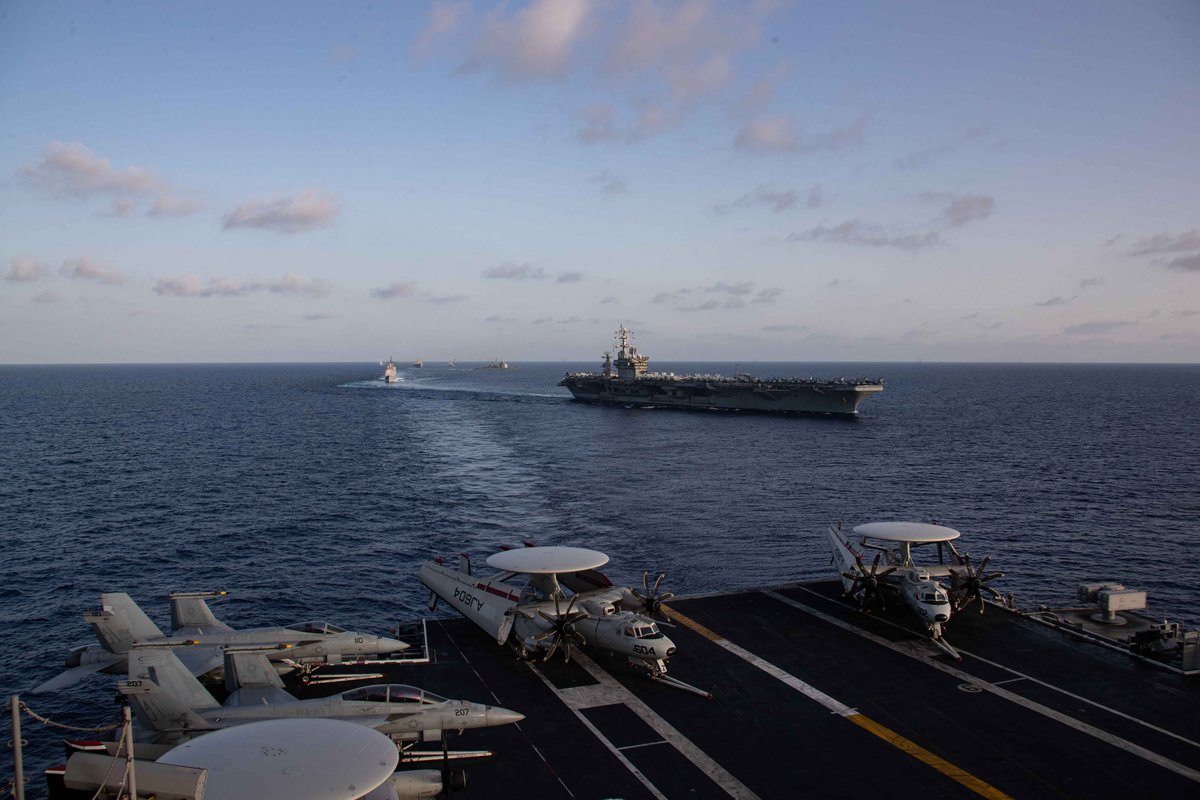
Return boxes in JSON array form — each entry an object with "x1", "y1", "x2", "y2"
[{"x1": 560, "y1": 325, "x2": 883, "y2": 415}]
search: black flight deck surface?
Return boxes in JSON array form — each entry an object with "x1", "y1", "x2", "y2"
[{"x1": 297, "y1": 581, "x2": 1200, "y2": 799}]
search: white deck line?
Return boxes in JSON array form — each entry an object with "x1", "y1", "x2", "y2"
[
  {"x1": 786, "y1": 585, "x2": 1200, "y2": 753},
  {"x1": 767, "y1": 588, "x2": 1200, "y2": 785},
  {"x1": 526, "y1": 651, "x2": 761, "y2": 800}
]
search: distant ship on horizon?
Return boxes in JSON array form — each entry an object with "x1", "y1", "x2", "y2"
[
  {"x1": 381, "y1": 358, "x2": 399, "y2": 383},
  {"x1": 559, "y1": 325, "x2": 883, "y2": 415}
]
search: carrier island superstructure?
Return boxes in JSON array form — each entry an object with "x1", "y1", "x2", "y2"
[{"x1": 559, "y1": 325, "x2": 883, "y2": 415}]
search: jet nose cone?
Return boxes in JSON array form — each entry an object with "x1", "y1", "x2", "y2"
[
  {"x1": 377, "y1": 636, "x2": 409, "y2": 654},
  {"x1": 485, "y1": 706, "x2": 525, "y2": 727}
]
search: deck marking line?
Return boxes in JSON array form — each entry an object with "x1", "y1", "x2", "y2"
[
  {"x1": 767, "y1": 589, "x2": 1200, "y2": 785},
  {"x1": 523, "y1": 660, "x2": 670, "y2": 800},
  {"x1": 785, "y1": 585, "x2": 1200, "y2": 754},
  {"x1": 618, "y1": 740, "x2": 670, "y2": 752},
  {"x1": 532, "y1": 650, "x2": 761, "y2": 800},
  {"x1": 665, "y1": 605, "x2": 1011, "y2": 800}
]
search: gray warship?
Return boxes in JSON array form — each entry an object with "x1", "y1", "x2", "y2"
[{"x1": 560, "y1": 324, "x2": 883, "y2": 415}]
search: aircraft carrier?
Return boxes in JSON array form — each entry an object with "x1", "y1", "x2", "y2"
[
  {"x1": 559, "y1": 326, "x2": 883, "y2": 416},
  {"x1": 33, "y1": 578, "x2": 1200, "y2": 799},
  {"x1": 261, "y1": 580, "x2": 1194, "y2": 799}
]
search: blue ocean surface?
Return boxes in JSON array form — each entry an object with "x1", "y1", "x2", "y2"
[{"x1": 1, "y1": 360, "x2": 1197, "y2": 792}]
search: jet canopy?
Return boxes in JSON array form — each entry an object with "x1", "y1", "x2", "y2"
[
  {"x1": 285, "y1": 621, "x2": 347, "y2": 635},
  {"x1": 341, "y1": 684, "x2": 448, "y2": 704}
]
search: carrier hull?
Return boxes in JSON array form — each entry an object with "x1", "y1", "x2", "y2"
[{"x1": 561, "y1": 377, "x2": 882, "y2": 415}]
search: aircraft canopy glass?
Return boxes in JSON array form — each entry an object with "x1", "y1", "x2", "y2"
[
  {"x1": 342, "y1": 684, "x2": 448, "y2": 705},
  {"x1": 285, "y1": 621, "x2": 347, "y2": 635}
]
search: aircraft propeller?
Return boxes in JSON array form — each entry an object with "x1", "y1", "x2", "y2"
[
  {"x1": 841, "y1": 553, "x2": 896, "y2": 612},
  {"x1": 949, "y1": 555, "x2": 1004, "y2": 613},
  {"x1": 630, "y1": 572, "x2": 676, "y2": 620},
  {"x1": 533, "y1": 595, "x2": 588, "y2": 663}
]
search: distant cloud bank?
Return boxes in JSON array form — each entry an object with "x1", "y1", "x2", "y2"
[
  {"x1": 222, "y1": 189, "x2": 340, "y2": 233},
  {"x1": 18, "y1": 141, "x2": 201, "y2": 218},
  {"x1": 155, "y1": 273, "x2": 330, "y2": 297}
]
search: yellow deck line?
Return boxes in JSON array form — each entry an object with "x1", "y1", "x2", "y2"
[{"x1": 660, "y1": 603, "x2": 1013, "y2": 800}]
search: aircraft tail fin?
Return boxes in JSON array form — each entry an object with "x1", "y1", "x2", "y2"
[
  {"x1": 169, "y1": 592, "x2": 233, "y2": 632},
  {"x1": 86, "y1": 593, "x2": 166, "y2": 654},
  {"x1": 126, "y1": 648, "x2": 218, "y2": 713},
  {"x1": 223, "y1": 651, "x2": 286, "y2": 692},
  {"x1": 121, "y1": 648, "x2": 218, "y2": 734}
]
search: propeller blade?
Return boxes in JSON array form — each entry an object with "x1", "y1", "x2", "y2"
[
  {"x1": 870, "y1": 553, "x2": 882, "y2": 575},
  {"x1": 652, "y1": 573, "x2": 666, "y2": 594},
  {"x1": 544, "y1": 639, "x2": 560, "y2": 662},
  {"x1": 982, "y1": 572, "x2": 1005, "y2": 582},
  {"x1": 978, "y1": 556, "x2": 991, "y2": 576},
  {"x1": 642, "y1": 571, "x2": 651, "y2": 593},
  {"x1": 537, "y1": 610, "x2": 557, "y2": 624},
  {"x1": 877, "y1": 567, "x2": 898, "y2": 579}
]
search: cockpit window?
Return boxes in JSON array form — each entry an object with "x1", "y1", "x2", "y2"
[
  {"x1": 342, "y1": 684, "x2": 443, "y2": 704},
  {"x1": 285, "y1": 621, "x2": 347, "y2": 635}
]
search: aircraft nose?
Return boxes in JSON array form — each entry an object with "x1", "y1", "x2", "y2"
[
  {"x1": 935, "y1": 613, "x2": 948, "y2": 622},
  {"x1": 376, "y1": 636, "x2": 408, "y2": 654},
  {"x1": 485, "y1": 706, "x2": 525, "y2": 727}
]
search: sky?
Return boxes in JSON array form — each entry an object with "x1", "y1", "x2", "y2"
[{"x1": 1, "y1": 0, "x2": 1198, "y2": 364}]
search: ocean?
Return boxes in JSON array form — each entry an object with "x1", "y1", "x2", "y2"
[{"x1": 1, "y1": 360, "x2": 1197, "y2": 793}]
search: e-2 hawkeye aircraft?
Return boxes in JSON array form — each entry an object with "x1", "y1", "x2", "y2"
[
  {"x1": 828, "y1": 521, "x2": 1004, "y2": 660},
  {"x1": 119, "y1": 646, "x2": 524, "y2": 747},
  {"x1": 35, "y1": 591, "x2": 408, "y2": 693},
  {"x1": 420, "y1": 545, "x2": 709, "y2": 696}
]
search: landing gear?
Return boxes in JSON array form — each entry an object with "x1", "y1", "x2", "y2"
[
  {"x1": 928, "y1": 623, "x2": 962, "y2": 661},
  {"x1": 636, "y1": 658, "x2": 712, "y2": 699}
]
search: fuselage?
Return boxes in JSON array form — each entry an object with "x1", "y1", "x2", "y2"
[{"x1": 419, "y1": 561, "x2": 676, "y2": 664}]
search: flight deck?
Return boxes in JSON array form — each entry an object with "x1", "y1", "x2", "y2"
[{"x1": 290, "y1": 580, "x2": 1200, "y2": 799}]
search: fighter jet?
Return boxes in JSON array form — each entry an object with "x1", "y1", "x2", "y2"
[
  {"x1": 34, "y1": 591, "x2": 408, "y2": 693},
  {"x1": 119, "y1": 647, "x2": 524, "y2": 745}
]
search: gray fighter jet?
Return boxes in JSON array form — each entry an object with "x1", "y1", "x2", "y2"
[
  {"x1": 120, "y1": 647, "x2": 524, "y2": 745},
  {"x1": 35, "y1": 591, "x2": 407, "y2": 693}
]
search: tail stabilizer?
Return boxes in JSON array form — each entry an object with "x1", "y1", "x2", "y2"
[
  {"x1": 127, "y1": 648, "x2": 219, "y2": 714},
  {"x1": 119, "y1": 678, "x2": 217, "y2": 735},
  {"x1": 223, "y1": 651, "x2": 286, "y2": 692},
  {"x1": 169, "y1": 592, "x2": 233, "y2": 632},
  {"x1": 85, "y1": 593, "x2": 166, "y2": 654}
]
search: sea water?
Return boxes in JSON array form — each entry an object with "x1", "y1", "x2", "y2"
[{"x1": 1, "y1": 361, "x2": 1197, "y2": 792}]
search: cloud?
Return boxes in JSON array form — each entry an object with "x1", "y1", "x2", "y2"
[
  {"x1": 411, "y1": 1, "x2": 469, "y2": 62},
  {"x1": 370, "y1": 282, "x2": 419, "y2": 299},
  {"x1": 148, "y1": 193, "x2": 203, "y2": 218},
  {"x1": 304, "y1": 313, "x2": 336, "y2": 321},
  {"x1": 1163, "y1": 254, "x2": 1200, "y2": 272},
  {"x1": 919, "y1": 191, "x2": 996, "y2": 228},
  {"x1": 5, "y1": 257, "x2": 48, "y2": 282},
  {"x1": 790, "y1": 221, "x2": 940, "y2": 251},
  {"x1": 894, "y1": 126, "x2": 995, "y2": 170},
  {"x1": 734, "y1": 114, "x2": 867, "y2": 155},
  {"x1": 464, "y1": 0, "x2": 591, "y2": 81},
  {"x1": 556, "y1": 271, "x2": 584, "y2": 284},
  {"x1": 1063, "y1": 320, "x2": 1135, "y2": 335},
  {"x1": 18, "y1": 141, "x2": 200, "y2": 217},
  {"x1": 1078, "y1": 277, "x2": 1105, "y2": 289},
  {"x1": 601, "y1": 296, "x2": 619, "y2": 305},
  {"x1": 222, "y1": 189, "x2": 340, "y2": 233},
  {"x1": 714, "y1": 185, "x2": 822, "y2": 214},
  {"x1": 1174, "y1": 309, "x2": 1198, "y2": 317},
  {"x1": 424, "y1": 293, "x2": 469, "y2": 304},
  {"x1": 1035, "y1": 296, "x2": 1072, "y2": 307},
  {"x1": 482, "y1": 262, "x2": 546, "y2": 280},
  {"x1": 33, "y1": 290, "x2": 60, "y2": 304},
  {"x1": 592, "y1": 170, "x2": 628, "y2": 196},
  {"x1": 654, "y1": 280, "x2": 780, "y2": 310},
  {"x1": 60, "y1": 257, "x2": 129, "y2": 285},
  {"x1": 156, "y1": 273, "x2": 331, "y2": 297},
  {"x1": 762, "y1": 323, "x2": 806, "y2": 332},
  {"x1": 1127, "y1": 230, "x2": 1200, "y2": 257},
  {"x1": 485, "y1": 315, "x2": 517, "y2": 323},
  {"x1": 938, "y1": 194, "x2": 995, "y2": 228},
  {"x1": 533, "y1": 315, "x2": 583, "y2": 324}
]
